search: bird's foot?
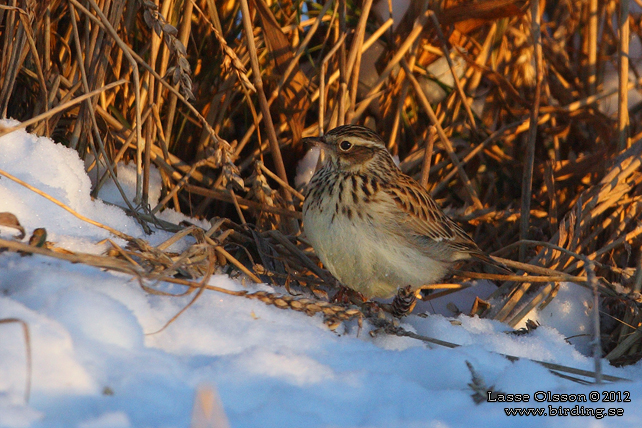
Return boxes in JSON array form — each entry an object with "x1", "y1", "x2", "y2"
[
  {"x1": 331, "y1": 286, "x2": 367, "y2": 305},
  {"x1": 389, "y1": 285, "x2": 418, "y2": 317},
  {"x1": 331, "y1": 287, "x2": 387, "y2": 319}
]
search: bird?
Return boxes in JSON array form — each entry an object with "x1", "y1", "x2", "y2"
[{"x1": 302, "y1": 124, "x2": 507, "y2": 311}]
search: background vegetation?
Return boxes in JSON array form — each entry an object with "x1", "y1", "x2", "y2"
[{"x1": 1, "y1": 0, "x2": 642, "y2": 367}]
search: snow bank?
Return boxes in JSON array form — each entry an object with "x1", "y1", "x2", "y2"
[{"x1": 1, "y1": 120, "x2": 641, "y2": 428}]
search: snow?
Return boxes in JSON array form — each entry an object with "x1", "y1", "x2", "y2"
[
  {"x1": 519, "y1": 282, "x2": 595, "y2": 356},
  {"x1": 89, "y1": 159, "x2": 163, "y2": 209},
  {"x1": 598, "y1": 34, "x2": 642, "y2": 117},
  {"x1": 1, "y1": 119, "x2": 642, "y2": 427},
  {"x1": 372, "y1": 0, "x2": 411, "y2": 32},
  {"x1": 295, "y1": 146, "x2": 320, "y2": 188},
  {"x1": 419, "y1": 53, "x2": 467, "y2": 104}
]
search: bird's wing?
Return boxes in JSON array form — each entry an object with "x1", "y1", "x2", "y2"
[
  {"x1": 380, "y1": 174, "x2": 512, "y2": 273},
  {"x1": 381, "y1": 174, "x2": 483, "y2": 258}
]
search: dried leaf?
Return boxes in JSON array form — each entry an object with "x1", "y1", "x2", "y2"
[
  {"x1": 212, "y1": 22, "x2": 256, "y2": 93},
  {"x1": 178, "y1": 57, "x2": 191, "y2": 73},
  {"x1": 0, "y1": 212, "x2": 26, "y2": 239},
  {"x1": 442, "y1": 0, "x2": 529, "y2": 34},
  {"x1": 251, "y1": 0, "x2": 310, "y2": 142},
  {"x1": 153, "y1": 21, "x2": 162, "y2": 37},
  {"x1": 143, "y1": 9, "x2": 154, "y2": 29},
  {"x1": 173, "y1": 39, "x2": 187, "y2": 58},
  {"x1": 142, "y1": 0, "x2": 158, "y2": 10},
  {"x1": 27, "y1": 228, "x2": 47, "y2": 248},
  {"x1": 247, "y1": 168, "x2": 275, "y2": 206},
  {"x1": 222, "y1": 163, "x2": 245, "y2": 191},
  {"x1": 162, "y1": 22, "x2": 178, "y2": 36}
]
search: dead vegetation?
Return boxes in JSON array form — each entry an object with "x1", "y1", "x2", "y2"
[{"x1": 1, "y1": 0, "x2": 642, "y2": 368}]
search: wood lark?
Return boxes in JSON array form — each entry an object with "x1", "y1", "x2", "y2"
[{"x1": 302, "y1": 125, "x2": 507, "y2": 311}]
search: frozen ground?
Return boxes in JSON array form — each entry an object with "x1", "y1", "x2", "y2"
[{"x1": 1, "y1": 120, "x2": 642, "y2": 428}]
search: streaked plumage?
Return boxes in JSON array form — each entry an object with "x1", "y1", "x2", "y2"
[{"x1": 302, "y1": 125, "x2": 501, "y2": 299}]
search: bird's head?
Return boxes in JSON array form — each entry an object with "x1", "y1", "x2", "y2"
[{"x1": 303, "y1": 125, "x2": 395, "y2": 174}]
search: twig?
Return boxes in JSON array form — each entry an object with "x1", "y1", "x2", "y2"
[
  {"x1": 310, "y1": 18, "x2": 393, "y2": 103},
  {"x1": 0, "y1": 80, "x2": 126, "y2": 140},
  {"x1": 519, "y1": 0, "x2": 543, "y2": 262},
  {"x1": 505, "y1": 282, "x2": 556, "y2": 328},
  {"x1": 561, "y1": 76, "x2": 642, "y2": 112},
  {"x1": 587, "y1": 0, "x2": 598, "y2": 95},
  {"x1": 233, "y1": 2, "x2": 353, "y2": 150},
  {"x1": 400, "y1": 59, "x2": 483, "y2": 209},
  {"x1": 382, "y1": 323, "x2": 628, "y2": 383},
  {"x1": 587, "y1": 261, "x2": 602, "y2": 384},
  {"x1": 185, "y1": 184, "x2": 303, "y2": 219},
  {"x1": 269, "y1": 0, "x2": 333, "y2": 102},
  {"x1": 429, "y1": 120, "x2": 525, "y2": 196},
  {"x1": 428, "y1": 11, "x2": 476, "y2": 131},
  {"x1": 257, "y1": 161, "x2": 305, "y2": 201},
  {"x1": 239, "y1": 0, "x2": 295, "y2": 216},
  {"x1": 160, "y1": 0, "x2": 195, "y2": 155},
  {"x1": 345, "y1": 0, "x2": 373, "y2": 122},
  {"x1": 319, "y1": 34, "x2": 347, "y2": 134},
  {"x1": 351, "y1": 10, "x2": 432, "y2": 122},
  {"x1": 16, "y1": 12, "x2": 48, "y2": 134},
  {"x1": 268, "y1": 230, "x2": 334, "y2": 283},
  {"x1": 338, "y1": 0, "x2": 347, "y2": 125},
  {"x1": 228, "y1": 189, "x2": 247, "y2": 226},
  {"x1": 76, "y1": 0, "x2": 143, "y2": 203},
  {"x1": 210, "y1": 244, "x2": 261, "y2": 284},
  {"x1": 605, "y1": 326, "x2": 642, "y2": 361},
  {"x1": 453, "y1": 271, "x2": 586, "y2": 284},
  {"x1": 618, "y1": 0, "x2": 630, "y2": 151},
  {"x1": 68, "y1": 1, "x2": 140, "y2": 222},
  {"x1": 387, "y1": 82, "x2": 408, "y2": 153},
  {"x1": 68, "y1": 0, "x2": 222, "y2": 146},
  {"x1": 634, "y1": 253, "x2": 642, "y2": 293},
  {"x1": 147, "y1": 247, "x2": 216, "y2": 335},
  {"x1": 420, "y1": 127, "x2": 437, "y2": 188},
  {"x1": 151, "y1": 158, "x2": 210, "y2": 214},
  {"x1": 0, "y1": 168, "x2": 133, "y2": 241}
]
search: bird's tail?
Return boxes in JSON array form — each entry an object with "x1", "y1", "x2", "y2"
[{"x1": 471, "y1": 251, "x2": 513, "y2": 275}]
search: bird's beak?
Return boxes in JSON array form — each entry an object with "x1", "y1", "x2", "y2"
[{"x1": 301, "y1": 136, "x2": 326, "y2": 148}]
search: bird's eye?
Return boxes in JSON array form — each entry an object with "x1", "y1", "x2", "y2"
[{"x1": 339, "y1": 140, "x2": 352, "y2": 151}]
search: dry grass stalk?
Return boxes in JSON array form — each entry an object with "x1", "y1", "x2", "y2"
[
  {"x1": 587, "y1": 261, "x2": 602, "y2": 383},
  {"x1": 0, "y1": 167, "x2": 133, "y2": 240},
  {"x1": 617, "y1": 0, "x2": 630, "y2": 150},
  {"x1": 587, "y1": 0, "x2": 598, "y2": 95},
  {"x1": 2, "y1": 0, "x2": 642, "y2": 364},
  {"x1": 401, "y1": 60, "x2": 483, "y2": 209},
  {"x1": 377, "y1": 319, "x2": 628, "y2": 384},
  {"x1": 245, "y1": 291, "x2": 363, "y2": 330},
  {"x1": 519, "y1": 0, "x2": 543, "y2": 262},
  {"x1": 428, "y1": 11, "x2": 477, "y2": 131}
]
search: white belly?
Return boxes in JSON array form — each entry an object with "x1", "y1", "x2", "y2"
[{"x1": 303, "y1": 192, "x2": 449, "y2": 298}]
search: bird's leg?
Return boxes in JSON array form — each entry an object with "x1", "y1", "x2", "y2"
[
  {"x1": 331, "y1": 285, "x2": 367, "y2": 305},
  {"x1": 331, "y1": 286, "x2": 387, "y2": 318},
  {"x1": 330, "y1": 286, "x2": 349, "y2": 304},
  {"x1": 390, "y1": 285, "x2": 418, "y2": 317}
]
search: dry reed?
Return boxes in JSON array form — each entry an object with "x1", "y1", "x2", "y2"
[{"x1": 1, "y1": 0, "x2": 642, "y2": 368}]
